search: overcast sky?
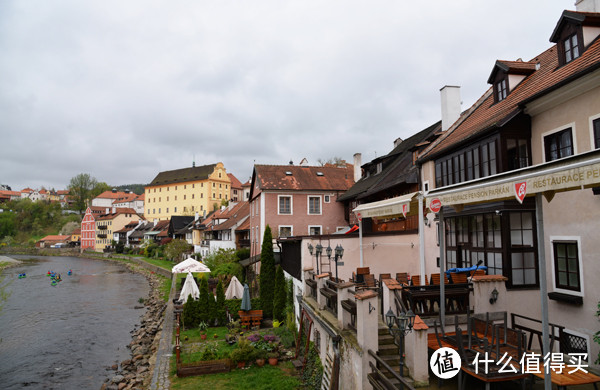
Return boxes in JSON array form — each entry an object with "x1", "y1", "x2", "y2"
[{"x1": 1, "y1": 0, "x2": 573, "y2": 191}]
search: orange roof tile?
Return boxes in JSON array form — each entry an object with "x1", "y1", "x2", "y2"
[
  {"x1": 254, "y1": 164, "x2": 354, "y2": 192},
  {"x1": 227, "y1": 173, "x2": 243, "y2": 189}
]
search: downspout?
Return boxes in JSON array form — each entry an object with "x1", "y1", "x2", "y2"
[
  {"x1": 359, "y1": 219, "x2": 364, "y2": 267},
  {"x1": 418, "y1": 192, "x2": 425, "y2": 283},
  {"x1": 439, "y1": 207, "x2": 446, "y2": 329}
]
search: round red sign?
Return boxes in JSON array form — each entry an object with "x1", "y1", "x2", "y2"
[{"x1": 429, "y1": 198, "x2": 442, "y2": 213}]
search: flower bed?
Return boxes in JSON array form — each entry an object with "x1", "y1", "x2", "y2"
[{"x1": 177, "y1": 358, "x2": 232, "y2": 377}]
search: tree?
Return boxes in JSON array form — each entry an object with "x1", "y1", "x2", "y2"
[
  {"x1": 90, "y1": 182, "x2": 111, "y2": 199},
  {"x1": 68, "y1": 173, "x2": 97, "y2": 214},
  {"x1": 215, "y1": 279, "x2": 227, "y2": 325},
  {"x1": 259, "y1": 225, "x2": 275, "y2": 318},
  {"x1": 317, "y1": 157, "x2": 346, "y2": 167},
  {"x1": 198, "y1": 277, "x2": 210, "y2": 323},
  {"x1": 164, "y1": 239, "x2": 192, "y2": 262},
  {"x1": 273, "y1": 265, "x2": 286, "y2": 321}
]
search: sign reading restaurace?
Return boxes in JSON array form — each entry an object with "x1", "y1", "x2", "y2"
[{"x1": 426, "y1": 161, "x2": 600, "y2": 207}]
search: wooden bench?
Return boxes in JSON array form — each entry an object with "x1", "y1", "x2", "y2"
[
  {"x1": 320, "y1": 285, "x2": 338, "y2": 315},
  {"x1": 341, "y1": 299, "x2": 357, "y2": 330},
  {"x1": 249, "y1": 310, "x2": 263, "y2": 328},
  {"x1": 238, "y1": 310, "x2": 251, "y2": 328}
]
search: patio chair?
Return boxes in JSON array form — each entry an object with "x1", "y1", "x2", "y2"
[
  {"x1": 430, "y1": 273, "x2": 450, "y2": 285},
  {"x1": 410, "y1": 275, "x2": 428, "y2": 286},
  {"x1": 396, "y1": 272, "x2": 409, "y2": 285}
]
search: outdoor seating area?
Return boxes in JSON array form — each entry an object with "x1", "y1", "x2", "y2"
[
  {"x1": 428, "y1": 312, "x2": 600, "y2": 390},
  {"x1": 238, "y1": 309, "x2": 263, "y2": 329}
]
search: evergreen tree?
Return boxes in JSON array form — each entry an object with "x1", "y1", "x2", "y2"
[
  {"x1": 273, "y1": 265, "x2": 286, "y2": 321},
  {"x1": 259, "y1": 225, "x2": 275, "y2": 318},
  {"x1": 198, "y1": 277, "x2": 210, "y2": 324},
  {"x1": 208, "y1": 284, "x2": 217, "y2": 326},
  {"x1": 182, "y1": 294, "x2": 198, "y2": 329},
  {"x1": 215, "y1": 279, "x2": 227, "y2": 325}
]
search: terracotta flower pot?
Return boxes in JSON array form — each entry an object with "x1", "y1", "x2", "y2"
[
  {"x1": 201, "y1": 334, "x2": 207, "y2": 340},
  {"x1": 268, "y1": 357, "x2": 278, "y2": 366},
  {"x1": 256, "y1": 358, "x2": 266, "y2": 367},
  {"x1": 237, "y1": 361, "x2": 246, "y2": 369}
]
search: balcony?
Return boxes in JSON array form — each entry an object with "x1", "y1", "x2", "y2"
[
  {"x1": 238, "y1": 239, "x2": 250, "y2": 248},
  {"x1": 97, "y1": 233, "x2": 107, "y2": 239},
  {"x1": 98, "y1": 225, "x2": 107, "y2": 230}
]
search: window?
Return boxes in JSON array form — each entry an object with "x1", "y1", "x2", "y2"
[
  {"x1": 506, "y1": 138, "x2": 530, "y2": 170},
  {"x1": 279, "y1": 196, "x2": 292, "y2": 214},
  {"x1": 308, "y1": 196, "x2": 321, "y2": 215},
  {"x1": 594, "y1": 118, "x2": 600, "y2": 149},
  {"x1": 174, "y1": 207, "x2": 177, "y2": 212},
  {"x1": 544, "y1": 128, "x2": 573, "y2": 162},
  {"x1": 309, "y1": 226, "x2": 321, "y2": 235},
  {"x1": 553, "y1": 241, "x2": 581, "y2": 292},
  {"x1": 564, "y1": 34, "x2": 580, "y2": 63},
  {"x1": 509, "y1": 212, "x2": 537, "y2": 287},
  {"x1": 435, "y1": 138, "x2": 498, "y2": 187},
  {"x1": 279, "y1": 226, "x2": 292, "y2": 238},
  {"x1": 497, "y1": 79, "x2": 507, "y2": 102}
]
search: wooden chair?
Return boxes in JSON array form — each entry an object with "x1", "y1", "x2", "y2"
[
  {"x1": 379, "y1": 273, "x2": 391, "y2": 282},
  {"x1": 410, "y1": 275, "x2": 428, "y2": 286},
  {"x1": 468, "y1": 269, "x2": 486, "y2": 277},
  {"x1": 356, "y1": 274, "x2": 377, "y2": 290},
  {"x1": 449, "y1": 272, "x2": 468, "y2": 284},
  {"x1": 354, "y1": 267, "x2": 370, "y2": 284},
  {"x1": 396, "y1": 272, "x2": 409, "y2": 285},
  {"x1": 430, "y1": 273, "x2": 450, "y2": 285}
]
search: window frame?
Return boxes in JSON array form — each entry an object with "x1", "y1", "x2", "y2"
[
  {"x1": 542, "y1": 125, "x2": 576, "y2": 163},
  {"x1": 496, "y1": 78, "x2": 507, "y2": 102},
  {"x1": 308, "y1": 225, "x2": 322, "y2": 236},
  {"x1": 590, "y1": 115, "x2": 600, "y2": 150},
  {"x1": 307, "y1": 195, "x2": 322, "y2": 215},
  {"x1": 550, "y1": 237, "x2": 583, "y2": 296},
  {"x1": 278, "y1": 225, "x2": 293, "y2": 238},
  {"x1": 564, "y1": 33, "x2": 580, "y2": 64},
  {"x1": 278, "y1": 195, "x2": 292, "y2": 215}
]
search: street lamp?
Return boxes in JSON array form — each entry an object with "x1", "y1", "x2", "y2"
[
  {"x1": 315, "y1": 244, "x2": 323, "y2": 274},
  {"x1": 326, "y1": 244, "x2": 345, "y2": 281},
  {"x1": 385, "y1": 308, "x2": 416, "y2": 377}
]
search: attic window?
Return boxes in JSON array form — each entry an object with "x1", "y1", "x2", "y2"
[
  {"x1": 496, "y1": 79, "x2": 507, "y2": 102},
  {"x1": 285, "y1": 171, "x2": 293, "y2": 176},
  {"x1": 564, "y1": 33, "x2": 580, "y2": 63},
  {"x1": 316, "y1": 172, "x2": 324, "y2": 176},
  {"x1": 376, "y1": 162, "x2": 382, "y2": 174}
]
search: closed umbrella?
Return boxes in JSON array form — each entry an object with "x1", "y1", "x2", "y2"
[
  {"x1": 179, "y1": 271, "x2": 200, "y2": 304},
  {"x1": 225, "y1": 276, "x2": 244, "y2": 299},
  {"x1": 240, "y1": 283, "x2": 251, "y2": 311}
]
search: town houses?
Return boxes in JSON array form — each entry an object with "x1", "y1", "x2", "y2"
[{"x1": 11, "y1": 2, "x2": 600, "y2": 388}]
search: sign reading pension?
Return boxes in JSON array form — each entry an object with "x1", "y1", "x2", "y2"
[{"x1": 426, "y1": 161, "x2": 600, "y2": 208}]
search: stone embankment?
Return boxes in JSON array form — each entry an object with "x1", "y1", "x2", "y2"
[{"x1": 100, "y1": 264, "x2": 169, "y2": 390}]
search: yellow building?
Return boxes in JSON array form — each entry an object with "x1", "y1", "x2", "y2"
[
  {"x1": 145, "y1": 163, "x2": 232, "y2": 221},
  {"x1": 95, "y1": 208, "x2": 143, "y2": 251}
]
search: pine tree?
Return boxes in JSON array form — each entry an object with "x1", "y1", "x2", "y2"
[
  {"x1": 259, "y1": 225, "x2": 275, "y2": 318},
  {"x1": 216, "y1": 279, "x2": 227, "y2": 325},
  {"x1": 182, "y1": 294, "x2": 198, "y2": 329},
  {"x1": 198, "y1": 277, "x2": 210, "y2": 324},
  {"x1": 273, "y1": 265, "x2": 286, "y2": 321}
]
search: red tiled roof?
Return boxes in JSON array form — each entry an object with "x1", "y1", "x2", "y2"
[
  {"x1": 39, "y1": 235, "x2": 70, "y2": 242},
  {"x1": 21, "y1": 188, "x2": 34, "y2": 193},
  {"x1": 96, "y1": 208, "x2": 139, "y2": 220},
  {"x1": 254, "y1": 164, "x2": 354, "y2": 192},
  {"x1": 0, "y1": 190, "x2": 21, "y2": 197},
  {"x1": 237, "y1": 217, "x2": 250, "y2": 231},
  {"x1": 95, "y1": 191, "x2": 131, "y2": 200},
  {"x1": 227, "y1": 173, "x2": 243, "y2": 189},
  {"x1": 423, "y1": 11, "x2": 600, "y2": 159}
]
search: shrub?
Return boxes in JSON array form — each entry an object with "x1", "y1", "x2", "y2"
[
  {"x1": 215, "y1": 280, "x2": 227, "y2": 325},
  {"x1": 198, "y1": 278, "x2": 210, "y2": 323},
  {"x1": 273, "y1": 265, "x2": 286, "y2": 321},
  {"x1": 302, "y1": 345, "x2": 323, "y2": 390}
]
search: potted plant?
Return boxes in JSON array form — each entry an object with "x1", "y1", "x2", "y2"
[
  {"x1": 253, "y1": 348, "x2": 267, "y2": 367},
  {"x1": 198, "y1": 321, "x2": 208, "y2": 340},
  {"x1": 231, "y1": 338, "x2": 253, "y2": 369},
  {"x1": 267, "y1": 351, "x2": 279, "y2": 366}
]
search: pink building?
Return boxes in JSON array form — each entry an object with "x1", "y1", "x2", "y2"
[
  {"x1": 80, "y1": 207, "x2": 96, "y2": 250},
  {"x1": 248, "y1": 163, "x2": 355, "y2": 259}
]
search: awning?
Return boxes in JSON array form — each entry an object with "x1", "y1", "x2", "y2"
[
  {"x1": 352, "y1": 191, "x2": 419, "y2": 219},
  {"x1": 426, "y1": 150, "x2": 600, "y2": 210}
]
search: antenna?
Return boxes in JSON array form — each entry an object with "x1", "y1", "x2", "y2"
[{"x1": 193, "y1": 154, "x2": 195, "y2": 167}]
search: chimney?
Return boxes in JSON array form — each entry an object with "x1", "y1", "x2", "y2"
[
  {"x1": 153, "y1": 219, "x2": 158, "y2": 227},
  {"x1": 393, "y1": 137, "x2": 403, "y2": 148},
  {"x1": 195, "y1": 211, "x2": 199, "y2": 221},
  {"x1": 105, "y1": 207, "x2": 109, "y2": 214},
  {"x1": 112, "y1": 188, "x2": 117, "y2": 193},
  {"x1": 576, "y1": 0, "x2": 600, "y2": 11},
  {"x1": 440, "y1": 85, "x2": 461, "y2": 131},
  {"x1": 353, "y1": 153, "x2": 362, "y2": 182}
]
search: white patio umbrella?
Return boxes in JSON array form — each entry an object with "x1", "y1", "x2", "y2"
[
  {"x1": 179, "y1": 272, "x2": 200, "y2": 304},
  {"x1": 172, "y1": 257, "x2": 211, "y2": 274},
  {"x1": 225, "y1": 276, "x2": 244, "y2": 300}
]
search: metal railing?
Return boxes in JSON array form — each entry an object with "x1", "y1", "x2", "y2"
[{"x1": 367, "y1": 349, "x2": 416, "y2": 390}]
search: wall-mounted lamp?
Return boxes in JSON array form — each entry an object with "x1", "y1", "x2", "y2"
[
  {"x1": 307, "y1": 242, "x2": 323, "y2": 274},
  {"x1": 369, "y1": 302, "x2": 376, "y2": 314},
  {"x1": 489, "y1": 288, "x2": 499, "y2": 304},
  {"x1": 325, "y1": 244, "x2": 344, "y2": 282}
]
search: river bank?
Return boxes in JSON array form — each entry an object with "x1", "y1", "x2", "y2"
[{"x1": 1, "y1": 252, "x2": 172, "y2": 390}]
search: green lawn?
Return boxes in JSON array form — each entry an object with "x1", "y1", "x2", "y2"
[
  {"x1": 140, "y1": 257, "x2": 174, "y2": 270},
  {"x1": 170, "y1": 361, "x2": 301, "y2": 390}
]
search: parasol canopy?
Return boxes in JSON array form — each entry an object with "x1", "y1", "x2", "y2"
[
  {"x1": 240, "y1": 283, "x2": 251, "y2": 311},
  {"x1": 225, "y1": 276, "x2": 244, "y2": 300},
  {"x1": 179, "y1": 272, "x2": 200, "y2": 304},
  {"x1": 172, "y1": 257, "x2": 211, "y2": 274}
]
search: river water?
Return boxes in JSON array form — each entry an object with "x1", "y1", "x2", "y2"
[{"x1": 0, "y1": 255, "x2": 150, "y2": 389}]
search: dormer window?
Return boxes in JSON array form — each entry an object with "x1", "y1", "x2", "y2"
[
  {"x1": 496, "y1": 79, "x2": 507, "y2": 102},
  {"x1": 564, "y1": 33, "x2": 580, "y2": 63},
  {"x1": 376, "y1": 162, "x2": 382, "y2": 174}
]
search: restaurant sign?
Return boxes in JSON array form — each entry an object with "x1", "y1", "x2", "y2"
[{"x1": 426, "y1": 161, "x2": 600, "y2": 207}]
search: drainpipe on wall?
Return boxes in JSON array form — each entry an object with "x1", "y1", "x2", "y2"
[
  {"x1": 359, "y1": 219, "x2": 364, "y2": 267},
  {"x1": 418, "y1": 193, "x2": 426, "y2": 283}
]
